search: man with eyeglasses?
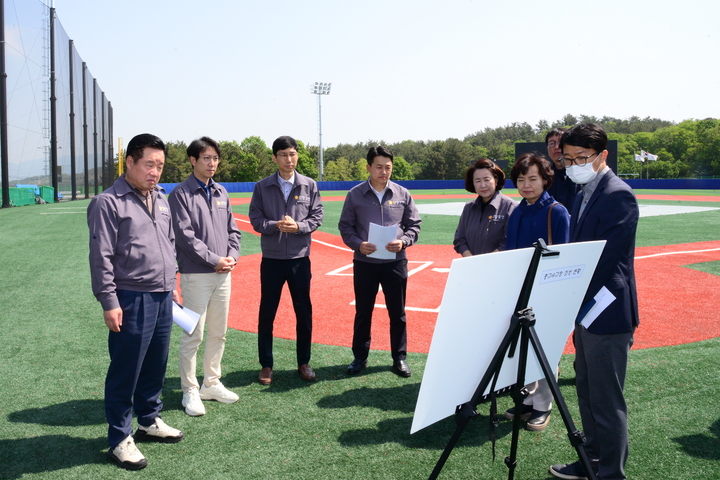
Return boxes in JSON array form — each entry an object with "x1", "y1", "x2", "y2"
[
  {"x1": 549, "y1": 123, "x2": 639, "y2": 480},
  {"x1": 546, "y1": 127, "x2": 581, "y2": 210},
  {"x1": 168, "y1": 137, "x2": 242, "y2": 417},
  {"x1": 249, "y1": 136, "x2": 324, "y2": 385}
]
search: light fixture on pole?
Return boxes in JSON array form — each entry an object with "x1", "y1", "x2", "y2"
[{"x1": 310, "y1": 82, "x2": 331, "y2": 181}]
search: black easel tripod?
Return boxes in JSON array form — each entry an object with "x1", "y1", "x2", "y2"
[{"x1": 427, "y1": 239, "x2": 597, "y2": 480}]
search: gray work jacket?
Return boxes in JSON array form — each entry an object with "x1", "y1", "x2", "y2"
[
  {"x1": 249, "y1": 171, "x2": 323, "y2": 260},
  {"x1": 87, "y1": 176, "x2": 177, "y2": 311},
  {"x1": 168, "y1": 175, "x2": 241, "y2": 274},
  {"x1": 338, "y1": 180, "x2": 422, "y2": 264},
  {"x1": 453, "y1": 191, "x2": 516, "y2": 255}
]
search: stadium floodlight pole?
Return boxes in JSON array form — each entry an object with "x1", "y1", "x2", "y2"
[{"x1": 310, "y1": 82, "x2": 331, "y2": 181}]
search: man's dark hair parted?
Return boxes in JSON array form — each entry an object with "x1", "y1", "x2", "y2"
[
  {"x1": 511, "y1": 152, "x2": 555, "y2": 191},
  {"x1": 544, "y1": 127, "x2": 567, "y2": 144},
  {"x1": 560, "y1": 123, "x2": 608, "y2": 153},
  {"x1": 126, "y1": 133, "x2": 166, "y2": 163},
  {"x1": 187, "y1": 136, "x2": 221, "y2": 160},
  {"x1": 464, "y1": 158, "x2": 506, "y2": 193},
  {"x1": 272, "y1": 136, "x2": 299, "y2": 155},
  {"x1": 366, "y1": 145, "x2": 394, "y2": 165}
]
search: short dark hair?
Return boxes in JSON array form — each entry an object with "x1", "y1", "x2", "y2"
[
  {"x1": 366, "y1": 145, "x2": 394, "y2": 165},
  {"x1": 126, "y1": 133, "x2": 165, "y2": 162},
  {"x1": 464, "y1": 158, "x2": 506, "y2": 193},
  {"x1": 560, "y1": 123, "x2": 607, "y2": 153},
  {"x1": 544, "y1": 127, "x2": 566, "y2": 144},
  {"x1": 272, "y1": 136, "x2": 298, "y2": 155},
  {"x1": 510, "y1": 152, "x2": 554, "y2": 191},
  {"x1": 187, "y1": 136, "x2": 221, "y2": 160}
]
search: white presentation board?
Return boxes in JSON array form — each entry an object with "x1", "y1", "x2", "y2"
[{"x1": 411, "y1": 241, "x2": 606, "y2": 434}]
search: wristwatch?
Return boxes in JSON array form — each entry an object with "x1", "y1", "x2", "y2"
[{"x1": 401, "y1": 239, "x2": 408, "y2": 250}]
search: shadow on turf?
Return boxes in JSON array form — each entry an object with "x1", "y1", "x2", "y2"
[
  {"x1": 210, "y1": 364, "x2": 401, "y2": 392},
  {"x1": 0, "y1": 435, "x2": 107, "y2": 478},
  {"x1": 672, "y1": 417, "x2": 720, "y2": 460},
  {"x1": 8, "y1": 399, "x2": 105, "y2": 426}
]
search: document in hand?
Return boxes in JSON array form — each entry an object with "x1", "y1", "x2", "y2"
[
  {"x1": 172, "y1": 302, "x2": 201, "y2": 335},
  {"x1": 367, "y1": 222, "x2": 399, "y2": 260}
]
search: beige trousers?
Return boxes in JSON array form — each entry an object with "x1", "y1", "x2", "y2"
[{"x1": 178, "y1": 272, "x2": 232, "y2": 392}]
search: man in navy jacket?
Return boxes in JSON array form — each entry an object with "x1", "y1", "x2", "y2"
[{"x1": 549, "y1": 124, "x2": 639, "y2": 480}]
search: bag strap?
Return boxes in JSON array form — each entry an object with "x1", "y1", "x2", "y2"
[{"x1": 547, "y1": 202, "x2": 559, "y2": 245}]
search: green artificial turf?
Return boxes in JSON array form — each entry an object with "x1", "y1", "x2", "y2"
[{"x1": 0, "y1": 192, "x2": 718, "y2": 479}]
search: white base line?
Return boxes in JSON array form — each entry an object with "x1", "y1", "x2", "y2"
[{"x1": 636, "y1": 247, "x2": 720, "y2": 260}]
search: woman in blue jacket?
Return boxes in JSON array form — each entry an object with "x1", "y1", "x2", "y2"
[{"x1": 503, "y1": 152, "x2": 570, "y2": 432}]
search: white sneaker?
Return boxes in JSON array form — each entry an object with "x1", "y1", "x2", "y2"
[
  {"x1": 199, "y1": 382, "x2": 239, "y2": 404},
  {"x1": 135, "y1": 417, "x2": 184, "y2": 443},
  {"x1": 182, "y1": 387, "x2": 206, "y2": 416},
  {"x1": 107, "y1": 435, "x2": 147, "y2": 470}
]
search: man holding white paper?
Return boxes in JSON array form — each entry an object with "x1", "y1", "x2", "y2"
[
  {"x1": 88, "y1": 134, "x2": 184, "y2": 471},
  {"x1": 338, "y1": 146, "x2": 422, "y2": 377},
  {"x1": 168, "y1": 136, "x2": 241, "y2": 417},
  {"x1": 549, "y1": 124, "x2": 639, "y2": 480}
]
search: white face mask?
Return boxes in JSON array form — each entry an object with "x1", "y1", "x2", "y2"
[{"x1": 566, "y1": 162, "x2": 598, "y2": 184}]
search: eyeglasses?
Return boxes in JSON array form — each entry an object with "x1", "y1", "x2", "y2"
[
  {"x1": 200, "y1": 155, "x2": 219, "y2": 163},
  {"x1": 559, "y1": 152, "x2": 601, "y2": 167},
  {"x1": 547, "y1": 141, "x2": 560, "y2": 147},
  {"x1": 277, "y1": 152, "x2": 298, "y2": 159}
]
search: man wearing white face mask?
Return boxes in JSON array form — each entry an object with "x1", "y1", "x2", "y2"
[{"x1": 549, "y1": 124, "x2": 639, "y2": 480}]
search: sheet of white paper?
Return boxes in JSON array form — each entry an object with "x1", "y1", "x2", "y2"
[
  {"x1": 367, "y1": 222, "x2": 399, "y2": 260},
  {"x1": 172, "y1": 302, "x2": 201, "y2": 335},
  {"x1": 580, "y1": 286, "x2": 616, "y2": 329}
]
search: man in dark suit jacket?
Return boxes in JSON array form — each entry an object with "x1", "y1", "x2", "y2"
[{"x1": 549, "y1": 124, "x2": 639, "y2": 480}]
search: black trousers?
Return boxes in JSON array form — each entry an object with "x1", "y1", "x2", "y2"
[
  {"x1": 352, "y1": 259, "x2": 408, "y2": 362},
  {"x1": 258, "y1": 257, "x2": 313, "y2": 368}
]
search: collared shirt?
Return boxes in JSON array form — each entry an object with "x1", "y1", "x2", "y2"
[
  {"x1": 169, "y1": 174, "x2": 241, "y2": 274},
  {"x1": 578, "y1": 166, "x2": 610, "y2": 219},
  {"x1": 453, "y1": 191, "x2": 516, "y2": 255},
  {"x1": 249, "y1": 171, "x2": 323, "y2": 260},
  {"x1": 370, "y1": 183, "x2": 387, "y2": 204},
  {"x1": 194, "y1": 174, "x2": 214, "y2": 204},
  {"x1": 338, "y1": 179, "x2": 422, "y2": 264},
  {"x1": 87, "y1": 176, "x2": 176, "y2": 311},
  {"x1": 278, "y1": 172, "x2": 296, "y2": 201}
]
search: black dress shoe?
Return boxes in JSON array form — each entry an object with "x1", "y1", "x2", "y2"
[
  {"x1": 392, "y1": 359, "x2": 411, "y2": 377},
  {"x1": 526, "y1": 410, "x2": 551, "y2": 431},
  {"x1": 347, "y1": 358, "x2": 367, "y2": 375}
]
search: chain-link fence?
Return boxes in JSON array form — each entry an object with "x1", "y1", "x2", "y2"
[{"x1": 1, "y1": 0, "x2": 112, "y2": 206}]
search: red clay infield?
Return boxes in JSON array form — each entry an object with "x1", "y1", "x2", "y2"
[{"x1": 225, "y1": 195, "x2": 720, "y2": 354}]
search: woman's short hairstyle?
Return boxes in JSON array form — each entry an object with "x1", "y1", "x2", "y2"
[
  {"x1": 510, "y1": 152, "x2": 554, "y2": 191},
  {"x1": 464, "y1": 159, "x2": 506, "y2": 194}
]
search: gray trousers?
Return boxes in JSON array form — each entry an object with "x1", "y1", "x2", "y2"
[{"x1": 574, "y1": 325, "x2": 634, "y2": 480}]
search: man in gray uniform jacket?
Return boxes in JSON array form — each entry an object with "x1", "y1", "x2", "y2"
[
  {"x1": 168, "y1": 136, "x2": 241, "y2": 417},
  {"x1": 249, "y1": 135, "x2": 323, "y2": 385},
  {"x1": 338, "y1": 146, "x2": 422, "y2": 377},
  {"x1": 88, "y1": 134, "x2": 183, "y2": 471}
]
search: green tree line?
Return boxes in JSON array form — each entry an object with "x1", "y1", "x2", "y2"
[{"x1": 158, "y1": 115, "x2": 720, "y2": 183}]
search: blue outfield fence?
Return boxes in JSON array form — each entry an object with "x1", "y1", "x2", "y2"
[{"x1": 159, "y1": 178, "x2": 720, "y2": 195}]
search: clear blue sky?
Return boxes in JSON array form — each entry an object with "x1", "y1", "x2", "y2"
[{"x1": 8, "y1": 0, "x2": 720, "y2": 178}]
